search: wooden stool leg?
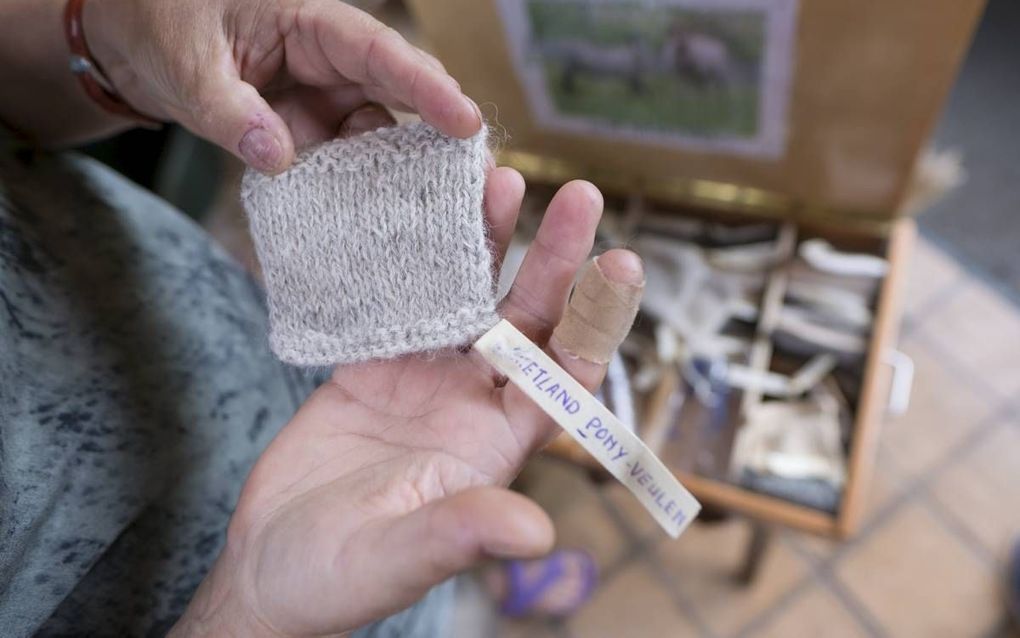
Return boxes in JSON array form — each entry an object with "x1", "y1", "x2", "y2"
[{"x1": 736, "y1": 521, "x2": 773, "y2": 585}]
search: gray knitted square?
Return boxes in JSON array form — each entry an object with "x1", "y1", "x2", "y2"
[{"x1": 241, "y1": 123, "x2": 498, "y2": 366}]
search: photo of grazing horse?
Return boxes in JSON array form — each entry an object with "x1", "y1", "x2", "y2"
[{"x1": 498, "y1": 0, "x2": 797, "y2": 157}]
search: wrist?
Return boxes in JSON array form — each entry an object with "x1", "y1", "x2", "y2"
[
  {"x1": 0, "y1": 0, "x2": 127, "y2": 143},
  {"x1": 170, "y1": 551, "x2": 282, "y2": 638},
  {"x1": 74, "y1": 0, "x2": 162, "y2": 125},
  {"x1": 79, "y1": 0, "x2": 120, "y2": 78}
]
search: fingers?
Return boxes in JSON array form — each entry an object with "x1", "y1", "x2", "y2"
[
  {"x1": 267, "y1": 84, "x2": 371, "y2": 150},
  {"x1": 548, "y1": 249, "x2": 645, "y2": 388},
  {"x1": 189, "y1": 1, "x2": 478, "y2": 168},
  {"x1": 483, "y1": 167, "x2": 525, "y2": 272},
  {"x1": 499, "y1": 180, "x2": 603, "y2": 343},
  {"x1": 503, "y1": 249, "x2": 645, "y2": 453},
  {"x1": 551, "y1": 250, "x2": 645, "y2": 366},
  {"x1": 177, "y1": 69, "x2": 295, "y2": 174},
  {"x1": 312, "y1": 2, "x2": 481, "y2": 138},
  {"x1": 338, "y1": 103, "x2": 397, "y2": 138},
  {"x1": 349, "y1": 488, "x2": 553, "y2": 622},
  {"x1": 269, "y1": 85, "x2": 395, "y2": 151}
]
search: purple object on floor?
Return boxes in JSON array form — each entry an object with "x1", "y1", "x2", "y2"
[{"x1": 500, "y1": 550, "x2": 599, "y2": 618}]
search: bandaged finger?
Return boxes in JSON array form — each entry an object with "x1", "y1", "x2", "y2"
[{"x1": 552, "y1": 256, "x2": 644, "y2": 364}]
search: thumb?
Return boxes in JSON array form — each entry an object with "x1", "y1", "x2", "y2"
[
  {"x1": 178, "y1": 72, "x2": 294, "y2": 174},
  {"x1": 346, "y1": 487, "x2": 554, "y2": 625}
]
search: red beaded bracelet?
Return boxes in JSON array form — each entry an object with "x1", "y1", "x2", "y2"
[{"x1": 63, "y1": 0, "x2": 161, "y2": 126}]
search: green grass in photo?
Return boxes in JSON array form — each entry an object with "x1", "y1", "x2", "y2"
[
  {"x1": 543, "y1": 61, "x2": 759, "y2": 136},
  {"x1": 526, "y1": 1, "x2": 765, "y2": 138}
]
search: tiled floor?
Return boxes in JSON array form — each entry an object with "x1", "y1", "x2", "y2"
[{"x1": 498, "y1": 235, "x2": 1020, "y2": 638}]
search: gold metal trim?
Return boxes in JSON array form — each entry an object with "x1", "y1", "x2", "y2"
[{"x1": 499, "y1": 149, "x2": 894, "y2": 236}]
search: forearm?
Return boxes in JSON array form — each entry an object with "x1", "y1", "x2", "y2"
[{"x1": 0, "y1": 0, "x2": 132, "y2": 145}]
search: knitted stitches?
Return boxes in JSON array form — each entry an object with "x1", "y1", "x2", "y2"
[{"x1": 241, "y1": 122, "x2": 498, "y2": 365}]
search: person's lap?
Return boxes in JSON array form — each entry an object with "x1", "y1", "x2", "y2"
[{"x1": 0, "y1": 139, "x2": 447, "y2": 637}]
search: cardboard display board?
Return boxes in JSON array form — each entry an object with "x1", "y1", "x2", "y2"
[{"x1": 408, "y1": 0, "x2": 984, "y2": 221}]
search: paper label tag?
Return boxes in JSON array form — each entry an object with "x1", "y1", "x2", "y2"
[{"x1": 474, "y1": 320, "x2": 701, "y2": 538}]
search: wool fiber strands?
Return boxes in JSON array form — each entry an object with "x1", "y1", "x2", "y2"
[{"x1": 241, "y1": 123, "x2": 497, "y2": 365}]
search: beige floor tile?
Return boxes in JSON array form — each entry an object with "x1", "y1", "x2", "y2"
[
  {"x1": 748, "y1": 584, "x2": 868, "y2": 638},
  {"x1": 903, "y1": 237, "x2": 964, "y2": 315},
  {"x1": 553, "y1": 488, "x2": 630, "y2": 572},
  {"x1": 913, "y1": 279, "x2": 1020, "y2": 399},
  {"x1": 654, "y1": 519, "x2": 809, "y2": 636},
  {"x1": 855, "y1": 445, "x2": 910, "y2": 524},
  {"x1": 784, "y1": 529, "x2": 840, "y2": 564},
  {"x1": 836, "y1": 502, "x2": 1000, "y2": 637},
  {"x1": 517, "y1": 457, "x2": 599, "y2": 518},
  {"x1": 879, "y1": 336, "x2": 992, "y2": 480},
  {"x1": 568, "y1": 560, "x2": 699, "y2": 638},
  {"x1": 601, "y1": 482, "x2": 666, "y2": 540},
  {"x1": 930, "y1": 420, "x2": 1020, "y2": 558}
]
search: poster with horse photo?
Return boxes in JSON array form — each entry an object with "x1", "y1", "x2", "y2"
[{"x1": 496, "y1": 0, "x2": 798, "y2": 158}]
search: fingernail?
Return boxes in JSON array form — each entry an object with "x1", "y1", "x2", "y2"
[
  {"x1": 570, "y1": 180, "x2": 603, "y2": 210},
  {"x1": 594, "y1": 250, "x2": 645, "y2": 286},
  {"x1": 464, "y1": 95, "x2": 483, "y2": 125},
  {"x1": 340, "y1": 105, "x2": 396, "y2": 137},
  {"x1": 239, "y1": 127, "x2": 283, "y2": 173}
]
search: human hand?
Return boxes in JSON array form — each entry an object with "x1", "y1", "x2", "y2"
[
  {"x1": 169, "y1": 172, "x2": 645, "y2": 637},
  {"x1": 81, "y1": 0, "x2": 481, "y2": 172}
]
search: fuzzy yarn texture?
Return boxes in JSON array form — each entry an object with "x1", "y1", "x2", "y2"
[{"x1": 241, "y1": 122, "x2": 498, "y2": 366}]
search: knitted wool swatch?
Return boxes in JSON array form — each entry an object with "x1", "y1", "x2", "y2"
[{"x1": 241, "y1": 122, "x2": 498, "y2": 366}]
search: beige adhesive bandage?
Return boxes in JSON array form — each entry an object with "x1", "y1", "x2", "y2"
[{"x1": 553, "y1": 259, "x2": 645, "y2": 364}]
